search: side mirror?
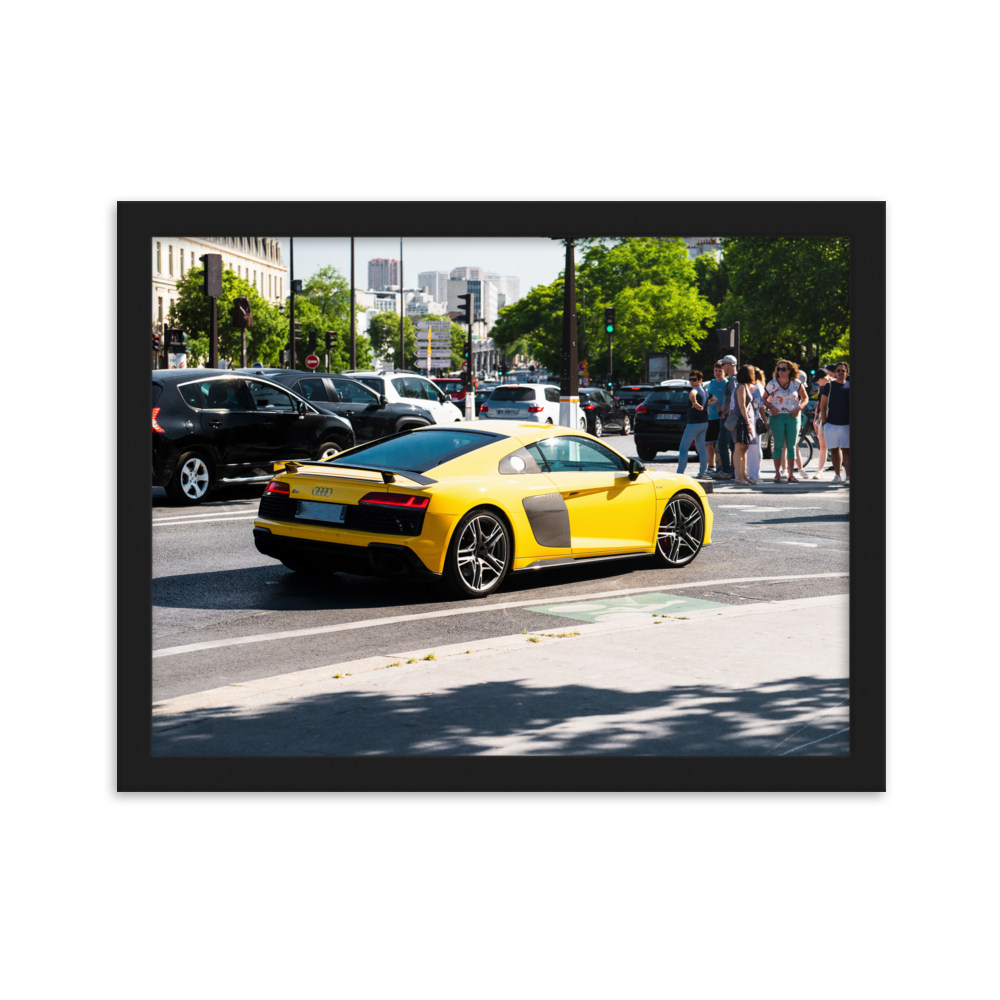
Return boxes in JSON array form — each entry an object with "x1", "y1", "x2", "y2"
[
  {"x1": 297, "y1": 400, "x2": 307, "y2": 414},
  {"x1": 628, "y1": 458, "x2": 645, "y2": 481},
  {"x1": 378, "y1": 395, "x2": 388, "y2": 409}
]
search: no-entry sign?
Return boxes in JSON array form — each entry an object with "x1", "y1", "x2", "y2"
[{"x1": 305, "y1": 355, "x2": 320, "y2": 370}]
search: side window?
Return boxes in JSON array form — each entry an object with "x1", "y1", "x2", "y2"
[
  {"x1": 418, "y1": 379, "x2": 447, "y2": 403},
  {"x1": 391, "y1": 377, "x2": 410, "y2": 398},
  {"x1": 296, "y1": 378, "x2": 328, "y2": 402},
  {"x1": 178, "y1": 378, "x2": 244, "y2": 410},
  {"x1": 527, "y1": 435, "x2": 628, "y2": 473},
  {"x1": 330, "y1": 379, "x2": 377, "y2": 405},
  {"x1": 246, "y1": 380, "x2": 296, "y2": 411},
  {"x1": 544, "y1": 388, "x2": 560, "y2": 403},
  {"x1": 355, "y1": 377, "x2": 384, "y2": 395},
  {"x1": 403, "y1": 377, "x2": 431, "y2": 401}
]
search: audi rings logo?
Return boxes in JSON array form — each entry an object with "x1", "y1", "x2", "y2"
[{"x1": 312, "y1": 486, "x2": 334, "y2": 497}]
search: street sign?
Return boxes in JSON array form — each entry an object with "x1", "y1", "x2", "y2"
[
  {"x1": 305, "y1": 354, "x2": 320, "y2": 370},
  {"x1": 414, "y1": 358, "x2": 454, "y2": 369},
  {"x1": 461, "y1": 361, "x2": 468, "y2": 371},
  {"x1": 416, "y1": 321, "x2": 452, "y2": 331}
]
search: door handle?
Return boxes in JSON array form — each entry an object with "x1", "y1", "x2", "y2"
[{"x1": 209, "y1": 420, "x2": 221, "y2": 427}]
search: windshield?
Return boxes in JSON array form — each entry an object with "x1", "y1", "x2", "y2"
[
  {"x1": 329, "y1": 428, "x2": 501, "y2": 472},
  {"x1": 489, "y1": 387, "x2": 535, "y2": 402},
  {"x1": 645, "y1": 389, "x2": 691, "y2": 404}
]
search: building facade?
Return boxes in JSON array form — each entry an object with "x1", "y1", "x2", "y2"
[
  {"x1": 484, "y1": 271, "x2": 520, "y2": 309},
  {"x1": 447, "y1": 278, "x2": 499, "y2": 329},
  {"x1": 151, "y1": 236, "x2": 288, "y2": 344},
  {"x1": 417, "y1": 270, "x2": 450, "y2": 303},
  {"x1": 684, "y1": 237, "x2": 722, "y2": 261},
  {"x1": 368, "y1": 258, "x2": 400, "y2": 290},
  {"x1": 450, "y1": 266, "x2": 484, "y2": 281}
]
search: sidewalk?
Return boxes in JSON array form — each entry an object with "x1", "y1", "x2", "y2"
[{"x1": 153, "y1": 594, "x2": 850, "y2": 757}]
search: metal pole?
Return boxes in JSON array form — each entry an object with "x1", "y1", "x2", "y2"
[
  {"x1": 466, "y1": 318, "x2": 474, "y2": 420},
  {"x1": 559, "y1": 239, "x2": 578, "y2": 428},
  {"x1": 350, "y1": 236, "x2": 356, "y2": 370},
  {"x1": 289, "y1": 236, "x2": 296, "y2": 370},
  {"x1": 399, "y1": 238, "x2": 404, "y2": 370},
  {"x1": 241, "y1": 328, "x2": 247, "y2": 369},
  {"x1": 735, "y1": 321, "x2": 740, "y2": 368},
  {"x1": 209, "y1": 299, "x2": 218, "y2": 369}
]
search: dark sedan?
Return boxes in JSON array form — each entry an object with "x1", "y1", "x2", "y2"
[
  {"x1": 152, "y1": 370, "x2": 355, "y2": 504},
  {"x1": 615, "y1": 384, "x2": 657, "y2": 421},
  {"x1": 579, "y1": 387, "x2": 631, "y2": 436},
  {"x1": 233, "y1": 369, "x2": 437, "y2": 443}
]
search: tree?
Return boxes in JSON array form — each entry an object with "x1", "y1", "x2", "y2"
[
  {"x1": 491, "y1": 237, "x2": 715, "y2": 383},
  {"x1": 291, "y1": 265, "x2": 372, "y2": 371},
  {"x1": 719, "y1": 236, "x2": 850, "y2": 371},
  {"x1": 169, "y1": 265, "x2": 288, "y2": 367},
  {"x1": 367, "y1": 311, "x2": 418, "y2": 370}
]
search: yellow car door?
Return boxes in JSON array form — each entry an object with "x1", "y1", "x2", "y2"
[{"x1": 527, "y1": 435, "x2": 655, "y2": 554}]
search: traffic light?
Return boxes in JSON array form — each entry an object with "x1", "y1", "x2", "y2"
[
  {"x1": 325, "y1": 331, "x2": 334, "y2": 351},
  {"x1": 165, "y1": 328, "x2": 187, "y2": 353},
  {"x1": 291, "y1": 279, "x2": 303, "y2": 294},
  {"x1": 152, "y1": 331, "x2": 162, "y2": 352},
  {"x1": 292, "y1": 322, "x2": 303, "y2": 343},
  {"x1": 604, "y1": 307, "x2": 616, "y2": 336},
  {"x1": 809, "y1": 355, "x2": 820, "y2": 377},
  {"x1": 308, "y1": 330, "x2": 317, "y2": 353},
  {"x1": 455, "y1": 293, "x2": 473, "y2": 326},
  {"x1": 200, "y1": 254, "x2": 222, "y2": 297}
]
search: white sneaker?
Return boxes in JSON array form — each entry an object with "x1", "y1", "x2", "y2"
[
  {"x1": 813, "y1": 471, "x2": 824, "y2": 480},
  {"x1": 832, "y1": 474, "x2": 843, "y2": 484},
  {"x1": 844, "y1": 475, "x2": 850, "y2": 484}
]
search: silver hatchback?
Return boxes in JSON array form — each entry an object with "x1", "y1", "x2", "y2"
[{"x1": 479, "y1": 383, "x2": 561, "y2": 423}]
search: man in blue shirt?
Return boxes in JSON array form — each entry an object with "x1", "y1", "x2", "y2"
[
  {"x1": 712, "y1": 355, "x2": 738, "y2": 479},
  {"x1": 704, "y1": 363, "x2": 728, "y2": 475}
]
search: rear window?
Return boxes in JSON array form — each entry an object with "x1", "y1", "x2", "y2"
[
  {"x1": 645, "y1": 389, "x2": 691, "y2": 404},
  {"x1": 489, "y1": 387, "x2": 535, "y2": 402},
  {"x1": 618, "y1": 390, "x2": 651, "y2": 403},
  {"x1": 329, "y1": 428, "x2": 501, "y2": 472},
  {"x1": 354, "y1": 377, "x2": 384, "y2": 395},
  {"x1": 436, "y1": 380, "x2": 464, "y2": 393}
]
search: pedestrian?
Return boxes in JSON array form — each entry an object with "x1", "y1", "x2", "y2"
[
  {"x1": 712, "y1": 355, "x2": 738, "y2": 480},
  {"x1": 676, "y1": 371, "x2": 712, "y2": 479},
  {"x1": 793, "y1": 368, "x2": 810, "y2": 478},
  {"x1": 805, "y1": 366, "x2": 834, "y2": 479},
  {"x1": 818, "y1": 362, "x2": 850, "y2": 483},
  {"x1": 704, "y1": 362, "x2": 728, "y2": 475},
  {"x1": 762, "y1": 359, "x2": 809, "y2": 483},
  {"x1": 732, "y1": 365, "x2": 758, "y2": 486},
  {"x1": 745, "y1": 366, "x2": 767, "y2": 483}
]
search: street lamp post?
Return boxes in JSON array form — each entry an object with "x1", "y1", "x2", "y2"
[
  {"x1": 350, "y1": 237, "x2": 356, "y2": 370},
  {"x1": 559, "y1": 238, "x2": 579, "y2": 429}
]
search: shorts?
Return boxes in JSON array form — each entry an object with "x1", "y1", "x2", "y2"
[
  {"x1": 733, "y1": 416, "x2": 754, "y2": 446},
  {"x1": 825, "y1": 422, "x2": 849, "y2": 449},
  {"x1": 706, "y1": 418, "x2": 720, "y2": 443}
]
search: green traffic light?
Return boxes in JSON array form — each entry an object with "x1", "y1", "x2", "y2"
[{"x1": 606, "y1": 324, "x2": 614, "y2": 333}]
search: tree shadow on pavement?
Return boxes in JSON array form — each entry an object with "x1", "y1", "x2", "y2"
[{"x1": 153, "y1": 674, "x2": 849, "y2": 757}]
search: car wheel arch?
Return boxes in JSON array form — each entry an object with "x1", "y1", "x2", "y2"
[{"x1": 446, "y1": 502, "x2": 517, "y2": 559}]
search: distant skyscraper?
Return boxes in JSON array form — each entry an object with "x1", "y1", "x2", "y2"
[
  {"x1": 368, "y1": 258, "x2": 400, "y2": 290},
  {"x1": 450, "y1": 266, "x2": 484, "y2": 281},
  {"x1": 417, "y1": 270, "x2": 450, "y2": 302},
  {"x1": 484, "y1": 272, "x2": 520, "y2": 307}
]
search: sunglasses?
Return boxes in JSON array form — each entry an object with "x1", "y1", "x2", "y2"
[
  {"x1": 835, "y1": 369, "x2": 847, "y2": 374},
  {"x1": 776, "y1": 367, "x2": 789, "y2": 372}
]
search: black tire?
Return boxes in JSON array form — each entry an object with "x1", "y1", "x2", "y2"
[
  {"x1": 619, "y1": 415, "x2": 631, "y2": 436},
  {"x1": 653, "y1": 492, "x2": 705, "y2": 567},
  {"x1": 637, "y1": 446, "x2": 657, "y2": 462},
  {"x1": 797, "y1": 436, "x2": 813, "y2": 468},
  {"x1": 314, "y1": 440, "x2": 342, "y2": 462},
  {"x1": 593, "y1": 416, "x2": 603, "y2": 437},
  {"x1": 443, "y1": 507, "x2": 511, "y2": 598},
  {"x1": 167, "y1": 451, "x2": 213, "y2": 505}
]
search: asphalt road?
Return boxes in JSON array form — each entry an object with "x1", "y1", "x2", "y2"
[{"x1": 152, "y1": 434, "x2": 848, "y2": 702}]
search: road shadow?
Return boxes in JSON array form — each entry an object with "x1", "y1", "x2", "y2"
[
  {"x1": 748, "y1": 513, "x2": 849, "y2": 526},
  {"x1": 152, "y1": 485, "x2": 266, "y2": 508},
  {"x1": 153, "y1": 674, "x2": 849, "y2": 757}
]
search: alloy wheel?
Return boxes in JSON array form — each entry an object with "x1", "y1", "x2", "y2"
[
  {"x1": 657, "y1": 495, "x2": 704, "y2": 566},
  {"x1": 621, "y1": 416, "x2": 631, "y2": 435},
  {"x1": 179, "y1": 457, "x2": 210, "y2": 500},
  {"x1": 316, "y1": 443, "x2": 340, "y2": 462},
  {"x1": 456, "y1": 514, "x2": 508, "y2": 593}
]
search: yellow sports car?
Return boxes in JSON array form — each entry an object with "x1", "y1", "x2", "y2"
[{"x1": 253, "y1": 421, "x2": 713, "y2": 598}]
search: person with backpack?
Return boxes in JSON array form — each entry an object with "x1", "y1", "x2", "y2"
[{"x1": 675, "y1": 371, "x2": 713, "y2": 479}]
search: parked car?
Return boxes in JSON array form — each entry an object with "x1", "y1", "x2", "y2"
[
  {"x1": 479, "y1": 383, "x2": 587, "y2": 429},
  {"x1": 631, "y1": 380, "x2": 700, "y2": 462},
  {"x1": 253, "y1": 423, "x2": 714, "y2": 594},
  {"x1": 343, "y1": 371, "x2": 464, "y2": 424},
  {"x1": 615, "y1": 384, "x2": 658, "y2": 421},
  {"x1": 578, "y1": 386, "x2": 631, "y2": 437},
  {"x1": 232, "y1": 369, "x2": 438, "y2": 443},
  {"x1": 152, "y1": 370, "x2": 355, "y2": 505}
]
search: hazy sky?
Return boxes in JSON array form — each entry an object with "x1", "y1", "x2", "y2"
[{"x1": 274, "y1": 237, "x2": 572, "y2": 295}]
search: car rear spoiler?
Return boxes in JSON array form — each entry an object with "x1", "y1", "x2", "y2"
[{"x1": 273, "y1": 460, "x2": 437, "y2": 487}]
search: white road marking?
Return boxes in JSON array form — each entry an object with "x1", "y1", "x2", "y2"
[
  {"x1": 154, "y1": 516, "x2": 258, "y2": 526},
  {"x1": 154, "y1": 508, "x2": 257, "y2": 522},
  {"x1": 777, "y1": 541, "x2": 818, "y2": 547},
  {"x1": 717, "y1": 505, "x2": 822, "y2": 511},
  {"x1": 778, "y1": 728, "x2": 850, "y2": 755},
  {"x1": 151, "y1": 571, "x2": 849, "y2": 659}
]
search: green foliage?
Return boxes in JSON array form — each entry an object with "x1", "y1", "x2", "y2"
[
  {"x1": 169, "y1": 263, "x2": 373, "y2": 371},
  {"x1": 719, "y1": 236, "x2": 850, "y2": 371},
  {"x1": 491, "y1": 237, "x2": 715, "y2": 383},
  {"x1": 169, "y1": 266, "x2": 290, "y2": 367}
]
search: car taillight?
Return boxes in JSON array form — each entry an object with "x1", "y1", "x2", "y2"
[
  {"x1": 582, "y1": 403, "x2": 595, "y2": 410},
  {"x1": 528, "y1": 404, "x2": 544, "y2": 413},
  {"x1": 360, "y1": 493, "x2": 430, "y2": 509},
  {"x1": 152, "y1": 407, "x2": 165, "y2": 433},
  {"x1": 480, "y1": 403, "x2": 488, "y2": 412},
  {"x1": 265, "y1": 480, "x2": 290, "y2": 494},
  {"x1": 636, "y1": 403, "x2": 648, "y2": 415}
]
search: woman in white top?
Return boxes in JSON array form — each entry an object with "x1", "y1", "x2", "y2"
[{"x1": 762, "y1": 360, "x2": 809, "y2": 483}]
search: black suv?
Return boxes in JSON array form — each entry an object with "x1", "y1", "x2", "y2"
[
  {"x1": 632, "y1": 381, "x2": 697, "y2": 461},
  {"x1": 152, "y1": 370, "x2": 355, "y2": 504},
  {"x1": 234, "y1": 369, "x2": 436, "y2": 443},
  {"x1": 579, "y1": 387, "x2": 631, "y2": 436},
  {"x1": 615, "y1": 384, "x2": 657, "y2": 421}
]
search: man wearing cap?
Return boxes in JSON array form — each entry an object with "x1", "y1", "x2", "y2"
[{"x1": 712, "y1": 355, "x2": 738, "y2": 479}]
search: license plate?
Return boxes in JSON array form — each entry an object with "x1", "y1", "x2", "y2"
[
  {"x1": 656, "y1": 412, "x2": 681, "y2": 421},
  {"x1": 297, "y1": 500, "x2": 347, "y2": 523},
  {"x1": 496, "y1": 408, "x2": 520, "y2": 416}
]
